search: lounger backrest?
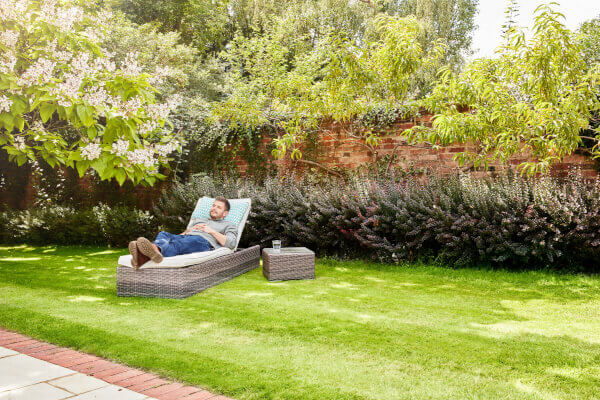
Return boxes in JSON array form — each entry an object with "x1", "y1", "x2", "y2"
[{"x1": 189, "y1": 197, "x2": 251, "y2": 251}]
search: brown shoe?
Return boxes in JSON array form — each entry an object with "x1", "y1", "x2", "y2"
[
  {"x1": 128, "y1": 241, "x2": 139, "y2": 269},
  {"x1": 137, "y1": 252, "x2": 151, "y2": 268},
  {"x1": 136, "y1": 237, "x2": 163, "y2": 263}
]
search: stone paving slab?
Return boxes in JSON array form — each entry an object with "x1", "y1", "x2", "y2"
[
  {"x1": 0, "y1": 347, "x2": 17, "y2": 358},
  {"x1": 0, "y1": 327, "x2": 235, "y2": 400},
  {"x1": 0, "y1": 354, "x2": 74, "y2": 392},
  {"x1": 0, "y1": 382, "x2": 72, "y2": 400},
  {"x1": 71, "y1": 384, "x2": 150, "y2": 400},
  {"x1": 49, "y1": 373, "x2": 108, "y2": 394}
]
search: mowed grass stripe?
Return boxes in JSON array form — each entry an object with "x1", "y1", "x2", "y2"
[{"x1": 0, "y1": 245, "x2": 599, "y2": 399}]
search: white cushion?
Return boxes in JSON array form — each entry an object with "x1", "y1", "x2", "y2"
[
  {"x1": 189, "y1": 197, "x2": 251, "y2": 250},
  {"x1": 118, "y1": 247, "x2": 233, "y2": 269}
]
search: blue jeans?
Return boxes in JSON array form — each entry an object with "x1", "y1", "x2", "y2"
[{"x1": 153, "y1": 231, "x2": 212, "y2": 257}]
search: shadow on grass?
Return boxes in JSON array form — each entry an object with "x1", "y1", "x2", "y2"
[{"x1": 1, "y1": 245, "x2": 600, "y2": 399}]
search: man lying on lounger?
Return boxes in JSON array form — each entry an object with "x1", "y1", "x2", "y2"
[{"x1": 128, "y1": 196, "x2": 238, "y2": 269}]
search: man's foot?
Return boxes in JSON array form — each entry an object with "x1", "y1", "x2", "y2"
[
  {"x1": 128, "y1": 241, "x2": 139, "y2": 269},
  {"x1": 136, "y1": 237, "x2": 163, "y2": 263},
  {"x1": 137, "y1": 252, "x2": 151, "y2": 268}
]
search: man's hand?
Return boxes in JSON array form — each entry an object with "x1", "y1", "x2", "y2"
[
  {"x1": 184, "y1": 223, "x2": 227, "y2": 247},
  {"x1": 191, "y1": 224, "x2": 217, "y2": 235}
]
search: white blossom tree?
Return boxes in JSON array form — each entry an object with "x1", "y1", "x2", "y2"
[{"x1": 0, "y1": 0, "x2": 181, "y2": 185}]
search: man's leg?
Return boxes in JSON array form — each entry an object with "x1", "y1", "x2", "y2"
[
  {"x1": 154, "y1": 234, "x2": 212, "y2": 257},
  {"x1": 138, "y1": 233, "x2": 212, "y2": 260},
  {"x1": 177, "y1": 235, "x2": 212, "y2": 255},
  {"x1": 153, "y1": 231, "x2": 179, "y2": 254}
]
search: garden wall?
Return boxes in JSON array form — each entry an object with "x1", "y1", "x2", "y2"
[{"x1": 234, "y1": 114, "x2": 599, "y2": 178}]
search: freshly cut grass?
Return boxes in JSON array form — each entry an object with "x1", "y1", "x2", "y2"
[{"x1": 0, "y1": 245, "x2": 599, "y2": 400}]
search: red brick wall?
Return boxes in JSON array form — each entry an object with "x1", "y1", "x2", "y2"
[{"x1": 233, "y1": 115, "x2": 599, "y2": 178}]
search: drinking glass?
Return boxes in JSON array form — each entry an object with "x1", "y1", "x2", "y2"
[{"x1": 272, "y1": 240, "x2": 281, "y2": 253}]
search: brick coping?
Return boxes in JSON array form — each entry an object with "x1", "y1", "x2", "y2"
[{"x1": 0, "y1": 327, "x2": 233, "y2": 400}]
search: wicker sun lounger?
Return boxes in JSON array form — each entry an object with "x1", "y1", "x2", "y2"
[
  {"x1": 117, "y1": 196, "x2": 258, "y2": 299},
  {"x1": 117, "y1": 245, "x2": 260, "y2": 298}
]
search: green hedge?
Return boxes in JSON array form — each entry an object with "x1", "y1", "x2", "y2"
[
  {"x1": 3, "y1": 171, "x2": 600, "y2": 272},
  {"x1": 0, "y1": 205, "x2": 158, "y2": 247},
  {"x1": 153, "y1": 171, "x2": 600, "y2": 272}
]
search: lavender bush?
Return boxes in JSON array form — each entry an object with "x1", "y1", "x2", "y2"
[{"x1": 154, "y1": 170, "x2": 600, "y2": 271}]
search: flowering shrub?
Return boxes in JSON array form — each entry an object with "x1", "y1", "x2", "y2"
[
  {"x1": 154, "y1": 171, "x2": 600, "y2": 272},
  {"x1": 0, "y1": 0, "x2": 181, "y2": 185},
  {"x1": 5, "y1": 171, "x2": 600, "y2": 271}
]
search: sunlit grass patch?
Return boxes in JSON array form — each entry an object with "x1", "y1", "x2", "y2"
[{"x1": 0, "y1": 245, "x2": 599, "y2": 400}]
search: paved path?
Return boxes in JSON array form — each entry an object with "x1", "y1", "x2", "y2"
[{"x1": 0, "y1": 328, "x2": 231, "y2": 400}]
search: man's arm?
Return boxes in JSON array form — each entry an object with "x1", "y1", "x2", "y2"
[{"x1": 194, "y1": 223, "x2": 237, "y2": 249}]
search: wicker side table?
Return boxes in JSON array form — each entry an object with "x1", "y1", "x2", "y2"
[{"x1": 262, "y1": 247, "x2": 315, "y2": 281}]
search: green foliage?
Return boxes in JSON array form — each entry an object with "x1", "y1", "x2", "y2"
[
  {"x1": 0, "y1": 0, "x2": 181, "y2": 185},
  {"x1": 213, "y1": 14, "x2": 446, "y2": 162},
  {"x1": 107, "y1": 0, "x2": 230, "y2": 56},
  {"x1": 385, "y1": 0, "x2": 479, "y2": 70},
  {"x1": 579, "y1": 14, "x2": 600, "y2": 67},
  {"x1": 411, "y1": 3, "x2": 600, "y2": 174},
  {"x1": 93, "y1": 203, "x2": 158, "y2": 246},
  {"x1": 0, "y1": 204, "x2": 158, "y2": 247},
  {"x1": 154, "y1": 171, "x2": 600, "y2": 272},
  {"x1": 0, "y1": 207, "x2": 102, "y2": 245}
]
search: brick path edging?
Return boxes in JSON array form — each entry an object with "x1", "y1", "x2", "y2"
[{"x1": 0, "y1": 327, "x2": 233, "y2": 400}]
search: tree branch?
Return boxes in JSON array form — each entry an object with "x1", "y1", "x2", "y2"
[{"x1": 294, "y1": 158, "x2": 344, "y2": 179}]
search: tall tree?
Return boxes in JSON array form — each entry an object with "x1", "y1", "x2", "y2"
[
  {"x1": 212, "y1": 15, "x2": 446, "y2": 172},
  {"x1": 385, "y1": 0, "x2": 478, "y2": 69},
  {"x1": 408, "y1": 3, "x2": 600, "y2": 174}
]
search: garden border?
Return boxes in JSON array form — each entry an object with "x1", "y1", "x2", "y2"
[{"x1": 0, "y1": 327, "x2": 233, "y2": 400}]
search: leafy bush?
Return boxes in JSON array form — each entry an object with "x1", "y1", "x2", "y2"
[
  {"x1": 154, "y1": 171, "x2": 600, "y2": 272},
  {"x1": 0, "y1": 205, "x2": 158, "y2": 247},
  {"x1": 94, "y1": 204, "x2": 159, "y2": 247},
  {"x1": 5, "y1": 171, "x2": 600, "y2": 272}
]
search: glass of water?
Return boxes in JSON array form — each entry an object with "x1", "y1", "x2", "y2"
[{"x1": 272, "y1": 240, "x2": 281, "y2": 253}]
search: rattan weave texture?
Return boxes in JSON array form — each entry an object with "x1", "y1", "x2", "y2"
[
  {"x1": 117, "y1": 245, "x2": 260, "y2": 298},
  {"x1": 262, "y1": 247, "x2": 315, "y2": 281}
]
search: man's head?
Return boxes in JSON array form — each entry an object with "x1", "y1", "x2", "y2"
[{"x1": 210, "y1": 196, "x2": 230, "y2": 220}]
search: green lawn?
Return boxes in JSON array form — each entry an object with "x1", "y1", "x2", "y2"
[{"x1": 0, "y1": 245, "x2": 599, "y2": 399}]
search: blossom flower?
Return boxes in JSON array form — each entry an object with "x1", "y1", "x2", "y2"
[
  {"x1": 0, "y1": 30, "x2": 19, "y2": 47},
  {"x1": 13, "y1": 135, "x2": 25, "y2": 151},
  {"x1": 145, "y1": 102, "x2": 170, "y2": 120},
  {"x1": 148, "y1": 66, "x2": 172, "y2": 85},
  {"x1": 121, "y1": 52, "x2": 142, "y2": 76},
  {"x1": 83, "y1": 87, "x2": 108, "y2": 108},
  {"x1": 122, "y1": 97, "x2": 142, "y2": 117},
  {"x1": 155, "y1": 141, "x2": 179, "y2": 157},
  {"x1": 31, "y1": 120, "x2": 45, "y2": 131},
  {"x1": 0, "y1": 95, "x2": 11, "y2": 113},
  {"x1": 57, "y1": 73, "x2": 83, "y2": 98},
  {"x1": 166, "y1": 94, "x2": 182, "y2": 111},
  {"x1": 0, "y1": 51, "x2": 17, "y2": 73},
  {"x1": 83, "y1": 27, "x2": 103, "y2": 42},
  {"x1": 71, "y1": 53, "x2": 93, "y2": 76},
  {"x1": 126, "y1": 148, "x2": 156, "y2": 168},
  {"x1": 111, "y1": 139, "x2": 129, "y2": 156},
  {"x1": 0, "y1": 0, "x2": 28, "y2": 21},
  {"x1": 99, "y1": 52, "x2": 116, "y2": 72},
  {"x1": 80, "y1": 143, "x2": 102, "y2": 160},
  {"x1": 52, "y1": 6, "x2": 84, "y2": 32},
  {"x1": 138, "y1": 120, "x2": 159, "y2": 134},
  {"x1": 17, "y1": 58, "x2": 56, "y2": 86}
]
